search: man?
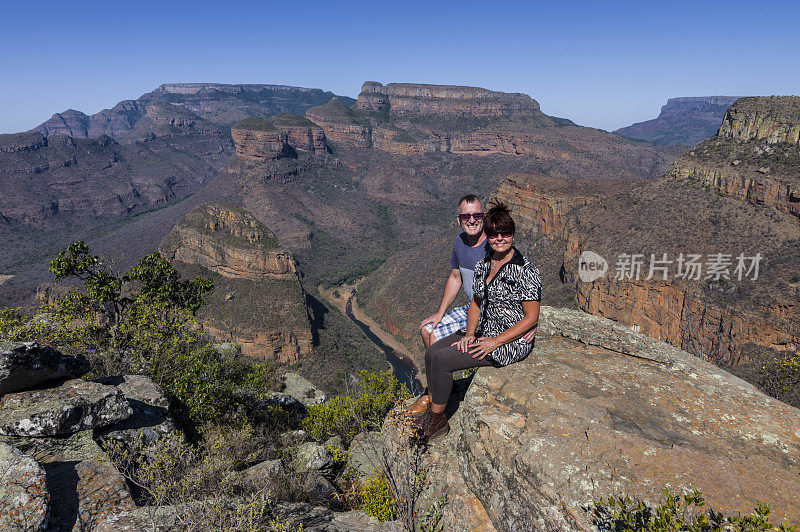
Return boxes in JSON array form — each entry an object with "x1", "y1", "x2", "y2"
[{"x1": 420, "y1": 195, "x2": 537, "y2": 348}]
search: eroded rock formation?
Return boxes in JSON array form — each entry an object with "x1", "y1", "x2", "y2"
[
  {"x1": 160, "y1": 203, "x2": 313, "y2": 363},
  {"x1": 668, "y1": 96, "x2": 800, "y2": 221}
]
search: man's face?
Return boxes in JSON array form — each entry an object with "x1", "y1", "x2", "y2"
[{"x1": 457, "y1": 200, "x2": 484, "y2": 236}]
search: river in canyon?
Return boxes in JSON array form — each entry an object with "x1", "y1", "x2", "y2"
[{"x1": 345, "y1": 290, "x2": 422, "y2": 394}]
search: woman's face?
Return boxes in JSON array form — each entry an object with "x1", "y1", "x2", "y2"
[{"x1": 487, "y1": 230, "x2": 513, "y2": 254}]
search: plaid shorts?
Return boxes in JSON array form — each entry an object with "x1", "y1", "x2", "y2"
[{"x1": 423, "y1": 304, "x2": 469, "y2": 341}]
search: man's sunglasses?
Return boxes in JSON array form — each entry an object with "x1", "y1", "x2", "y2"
[
  {"x1": 486, "y1": 230, "x2": 513, "y2": 238},
  {"x1": 458, "y1": 212, "x2": 485, "y2": 222}
]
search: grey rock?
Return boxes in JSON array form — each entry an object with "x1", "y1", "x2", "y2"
[
  {"x1": 94, "y1": 375, "x2": 176, "y2": 447},
  {"x1": 282, "y1": 372, "x2": 326, "y2": 406},
  {"x1": 0, "y1": 342, "x2": 90, "y2": 395},
  {"x1": 323, "y1": 435, "x2": 344, "y2": 453},
  {"x1": 265, "y1": 391, "x2": 307, "y2": 418},
  {"x1": 294, "y1": 441, "x2": 333, "y2": 475},
  {"x1": 0, "y1": 379, "x2": 132, "y2": 437},
  {"x1": 304, "y1": 473, "x2": 338, "y2": 507},
  {"x1": 0, "y1": 442, "x2": 49, "y2": 531},
  {"x1": 241, "y1": 458, "x2": 284, "y2": 490},
  {"x1": 4, "y1": 430, "x2": 135, "y2": 531},
  {"x1": 346, "y1": 431, "x2": 384, "y2": 478}
]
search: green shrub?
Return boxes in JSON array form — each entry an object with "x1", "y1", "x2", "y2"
[
  {"x1": 361, "y1": 469, "x2": 398, "y2": 522},
  {"x1": 592, "y1": 489, "x2": 798, "y2": 531},
  {"x1": 301, "y1": 370, "x2": 409, "y2": 444}
]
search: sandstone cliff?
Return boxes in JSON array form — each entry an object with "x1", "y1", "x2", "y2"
[
  {"x1": 394, "y1": 307, "x2": 800, "y2": 530},
  {"x1": 667, "y1": 96, "x2": 800, "y2": 222},
  {"x1": 356, "y1": 82, "x2": 543, "y2": 118},
  {"x1": 160, "y1": 203, "x2": 312, "y2": 363},
  {"x1": 616, "y1": 96, "x2": 739, "y2": 146},
  {"x1": 306, "y1": 98, "x2": 371, "y2": 148}
]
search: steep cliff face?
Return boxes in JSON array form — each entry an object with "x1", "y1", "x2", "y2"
[
  {"x1": 159, "y1": 202, "x2": 297, "y2": 281},
  {"x1": 0, "y1": 132, "x2": 224, "y2": 227},
  {"x1": 35, "y1": 100, "x2": 226, "y2": 142},
  {"x1": 230, "y1": 115, "x2": 327, "y2": 163},
  {"x1": 717, "y1": 96, "x2": 800, "y2": 145},
  {"x1": 383, "y1": 308, "x2": 800, "y2": 530},
  {"x1": 160, "y1": 203, "x2": 312, "y2": 364},
  {"x1": 306, "y1": 98, "x2": 371, "y2": 148},
  {"x1": 668, "y1": 96, "x2": 800, "y2": 222},
  {"x1": 357, "y1": 81, "x2": 543, "y2": 118},
  {"x1": 615, "y1": 96, "x2": 739, "y2": 146}
]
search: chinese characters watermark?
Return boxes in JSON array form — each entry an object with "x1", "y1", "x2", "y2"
[{"x1": 578, "y1": 251, "x2": 762, "y2": 283}]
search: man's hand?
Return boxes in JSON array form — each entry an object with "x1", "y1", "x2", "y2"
[
  {"x1": 522, "y1": 323, "x2": 538, "y2": 344},
  {"x1": 420, "y1": 313, "x2": 444, "y2": 332}
]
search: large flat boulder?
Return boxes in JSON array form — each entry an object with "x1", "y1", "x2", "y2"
[
  {"x1": 3, "y1": 430, "x2": 135, "y2": 531},
  {"x1": 455, "y1": 308, "x2": 800, "y2": 531},
  {"x1": 0, "y1": 441, "x2": 49, "y2": 531},
  {"x1": 0, "y1": 379, "x2": 132, "y2": 437},
  {"x1": 94, "y1": 375, "x2": 176, "y2": 447},
  {"x1": 0, "y1": 342, "x2": 89, "y2": 395}
]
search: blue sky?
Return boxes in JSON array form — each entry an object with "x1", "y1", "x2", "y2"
[{"x1": 2, "y1": 0, "x2": 798, "y2": 134}]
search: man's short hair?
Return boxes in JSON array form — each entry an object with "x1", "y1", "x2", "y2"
[{"x1": 458, "y1": 194, "x2": 481, "y2": 208}]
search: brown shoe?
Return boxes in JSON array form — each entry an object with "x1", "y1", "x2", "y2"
[
  {"x1": 411, "y1": 409, "x2": 450, "y2": 443},
  {"x1": 406, "y1": 392, "x2": 431, "y2": 419}
]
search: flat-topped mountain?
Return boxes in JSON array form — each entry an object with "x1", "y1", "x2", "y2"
[
  {"x1": 616, "y1": 96, "x2": 740, "y2": 146},
  {"x1": 160, "y1": 202, "x2": 312, "y2": 363},
  {"x1": 356, "y1": 81, "x2": 545, "y2": 118}
]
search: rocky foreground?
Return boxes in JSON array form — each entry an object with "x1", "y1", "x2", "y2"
[{"x1": 380, "y1": 307, "x2": 800, "y2": 531}]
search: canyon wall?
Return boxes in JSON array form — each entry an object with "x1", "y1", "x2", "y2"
[{"x1": 667, "y1": 96, "x2": 800, "y2": 222}]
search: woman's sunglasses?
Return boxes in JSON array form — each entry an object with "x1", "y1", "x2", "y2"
[
  {"x1": 486, "y1": 230, "x2": 513, "y2": 239},
  {"x1": 458, "y1": 212, "x2": 485, "y2": 222}
]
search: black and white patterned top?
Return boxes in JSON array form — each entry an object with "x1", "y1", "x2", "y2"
[{"x1": 472, "y1": 247, "x2": 542, "y2": 366}]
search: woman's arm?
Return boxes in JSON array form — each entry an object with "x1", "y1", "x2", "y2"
[
  {"x1": 469, "y1": 300, "x2": 540, "y2": 359},
  {"x1": 454, "y1": 294, "x2": 482, "y2": 352}
]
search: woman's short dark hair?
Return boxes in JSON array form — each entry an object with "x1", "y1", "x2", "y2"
[{"x1": 484, "y1": 202, "x2": 515, "y2": 235}]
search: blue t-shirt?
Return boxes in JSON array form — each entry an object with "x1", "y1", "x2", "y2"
[{"x1": 450, "y1": 233, "x2": 490, "y2": 304}]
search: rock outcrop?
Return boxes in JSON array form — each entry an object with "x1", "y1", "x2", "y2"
[
  {"x1": 667, "y1": 96, "x2": 800, "y2": 222},
  {"x1": 0, "y1": 441, "x2": 49, "y2": 531},
  {"x1": 306, "y1": 98, "x2": 372, "y2": 148},
  {"x1": 0, "y1": 379, "x2": 132, "y2": 437},
  {"x1": 161, "y1": 203, "x2": 313, "y2": 363},
  {"x1": 159, "y1": 202, "x2": 298, "y2": 281},
  {"x1": 0, "y1": 341, "x2": 90, "y2": 395},
  {"x1": 616, "y1": 96, "x2": 740, "y2": 146},
  {"x1": 392, "y1": 307, "x2": 800, "y2": 531},
  {"x1": 356, "y1": 82, "x2": 543, "y2": 118},
  {"x1": 0, "y1": 344, "x2": 159, "y2": 531}
]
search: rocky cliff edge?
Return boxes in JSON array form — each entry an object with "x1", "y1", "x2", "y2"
[{"x1": 388, "y1": 307, "x2": 800, "y2": 531}]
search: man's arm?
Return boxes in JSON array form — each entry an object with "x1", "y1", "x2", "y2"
[{"x1": 420, "y1": 268, "x2": 462, "y2": 330}]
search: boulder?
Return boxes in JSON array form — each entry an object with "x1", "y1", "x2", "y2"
[
  {"x1": 0, "y1": 442, "x2": 49, "y2": 531},
  {"x1": 346, "y1": 431, "x2": 384, "y2": 478},
  {"x1": 294, "y1": 441, "x2": 333, "y2": 475},
  {"x1": 0, "y1": 342, "x2": 90, "y2": 395},
  {"x1": 94, "y1": 375, "x2": 176, "y2": 447},
  {"x1": 0, "y1": 379, "x2": 132, "y2": 437},
  {"x1": 4, "y1": 430, "x2": 135, "y2": 530},
  {"x1": 304, "y1": 473, "x2": 339, "y2": 507},
  {"x1": 241, "y1": 458, "x2": 284, "y2": 492},
  {"x1": 282, "y1": 372, "x2": 326, "y2": 406},
  {"x1": 280, "y1": 429, "x2": 309, "y2": 447}
]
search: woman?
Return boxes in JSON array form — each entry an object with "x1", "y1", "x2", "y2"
[{"x1": 410, "y1": 202, "x2": 541, "y2": 442}]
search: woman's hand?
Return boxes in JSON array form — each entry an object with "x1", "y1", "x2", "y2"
[
  {"x1": 452, "y1": 335, "x2": 476, "y2": 353},
  {"x1": 469, "y1": 336, "x2": 501, "y2": 359}
]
